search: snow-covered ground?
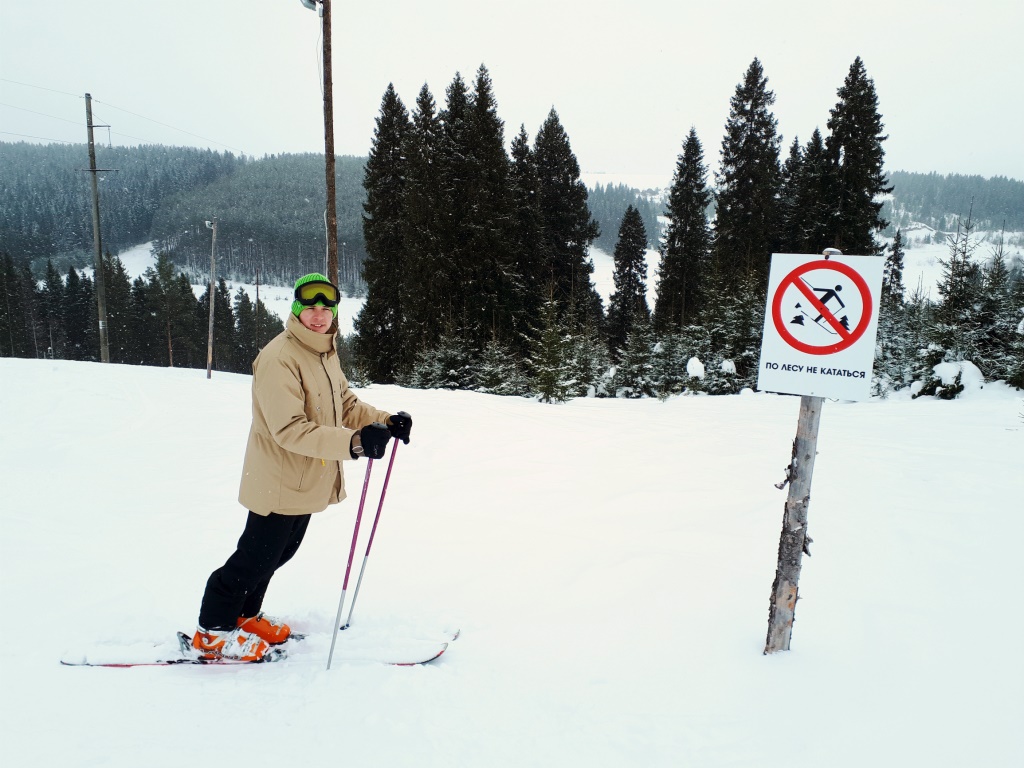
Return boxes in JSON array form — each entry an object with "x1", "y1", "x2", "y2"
[{"x1": 0, "y1": 357, "x2": 1021, "y2": 766}]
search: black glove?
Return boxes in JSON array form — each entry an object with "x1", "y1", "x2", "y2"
[
  {"x1": 352, "y1": 422, "x2": 391, "y2": 459},
  {"x1": 387, "y1": 411, "x2": 413, "y2": 444}
]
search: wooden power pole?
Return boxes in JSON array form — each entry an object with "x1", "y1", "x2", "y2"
[
  {"x1": 321, "y1": 0, "x2": 339, "y2": 287},
  {"x1": 84, "y1": 93, "x2": 111, "y2": 363},
  {"x1": 205, "y1": 218, "x2": 218, "y2": 379}
]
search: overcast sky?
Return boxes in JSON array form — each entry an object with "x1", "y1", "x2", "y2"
[{"x1": 2, "y1": 0, "x2": 1022, "y2": 187}]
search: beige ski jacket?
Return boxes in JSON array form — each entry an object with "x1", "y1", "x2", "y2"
[{"x1": 238, "y1": 314, "x2": 390, "y2": 516}]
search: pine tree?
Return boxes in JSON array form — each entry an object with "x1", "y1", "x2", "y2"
[
  {"x1": 533, "y1": 109, "x2": 601, "y2": 328},
  {"x1": 436, "y1": 72, "x2": 475, "y2": 336},
  {"x1": 234, "y1": 288, "x2": 258, "y2": 371},
  {"x1": 143, "y1": 253, "x2": 199, "y2": 368},
  {"x1": 63, "y1": 268, "x2": 95, "y2": 361},
  {"x1": 355, "y1": 84, "x2": 411, "y2": 382},
  {"x1": 654, "y1": 127, "x2": 711, "y2": 332},
  {"x1": 508, "y1": 125, "x2": 546, "y2": 355},
  {"x1": 873, "y1": 230, "x2": 911, "y2": 394},
  {"x1": 825, "y1": 57, "x2": 892, "y2": 255},
  {"x1": 1006, "y1": 273, "x2": 1024, "y2": 389},
  {"x1": 778, "y1": 138, "x2": 803, "y2": 254},
  {"x1": 714, "y1": 58, "x2": 782, "y2": 286},
  {"x1": 976, "y1": 233, "x2": 1016, "y2": 381},
  {"x1": 915, "y1": 214, "x2": 984, "y2": 397},
  {"x1": 606, "y1": 205, "x2": 650, "y2": 357},
  {"x1": 408, "y1": 333, "x2": 476, "y2": 390},
  {"x1": 400, "y1": 83, "x2": 446, "y2": 362},
  {"x1": 0, "y1": 254, "x2": 33, "y2": 357},
  {"x1": 463, "y1": 65, "x2": 521, "y2": 352},
  {"x1": 102, "y1": 253, "x2": 135, "y2": 364},
  {"x1": 475, "y1": 338, "x2": 531, "y2": 396},
  {"x1": 881, "y1": 229, "x2": 907, "y2": 311},
  {"x1": 530, "y1": 298, "x2": 573, "y2": 403},
  {"x1": 564, "y1": 322, "x2": 612, "y2": 398},
  {"x1": 40, "y1": 259, "x2": 65, "y2": 358},
  {"x1": 782, "y1": 129, "x2": 834, "y2": 254},
  {"x1": 611, "y1": 312, "x2": 656, "y2": 398}
]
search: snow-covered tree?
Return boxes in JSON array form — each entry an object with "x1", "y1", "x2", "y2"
[
  {"x1": 606, "y1": 205, "x2": 650, "y2": 356},
  {"x1": 655, "y1": 127, "x2": 711, "y2": 332}
]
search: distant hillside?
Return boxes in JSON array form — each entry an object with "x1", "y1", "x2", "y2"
[
  {"x1": 883, "y1": 171, "x2": 1024, "y2": 233},
  {"x1": 3, "y1": 141, "x2": 1022, "y2": 287}
]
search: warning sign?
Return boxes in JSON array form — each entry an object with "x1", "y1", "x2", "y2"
[{"x1": 757, "y1": 253, "x2": 884, "y2": 400}]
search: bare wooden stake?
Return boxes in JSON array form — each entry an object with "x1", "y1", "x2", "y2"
[{"x1": 765, "y1": 394, "x2": 823, "y2": 653}]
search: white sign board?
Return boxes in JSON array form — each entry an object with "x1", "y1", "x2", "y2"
[{"x1": 757, "y1": 253, "x2": 884, "y2": 401}]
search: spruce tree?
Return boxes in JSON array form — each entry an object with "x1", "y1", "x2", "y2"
[
  {"x1": 564, "y1": 322, "x2": 612, "y2": 398},
  {"x1": 464, "y1": 66, "x2": 520, "y2": 352},
  {"x1": 713, "y1": 58, "x2": 782, "y2": 286},
  {"x1": 401, "y1": 84, "x2": 446, "y2": 361},
  {"x1": 533, "y1": 108, "x2": 601, "y2": 328},
  {"x1": 41, "y1": 259, "x2": 65, "y2": 358},
  {"x1": 102, "y1": 253, "x2": 135, "y2": 364},
  {"x1": 437, "y1": 72, "x2": 475, "y2": 334},
  {"x1": 606, "y1": 205, "x2": 650, "y2": 357},
  {"x1": 881, "y1": 229, "x2": 907, "y2": 311},
  {"x1": 654, "y1": 127, "x2": 712, "y2": 332},
  {"x1": 63, "y1": 268, "x2": 94, "y2": 361},
  {"x1": 611, "y1": 312, "x2": 656, "y2": 398},
  {"x1": 778, "y1": 138, "x2": 804, "y2": 254},
  {"x1": 530, "y1": 297, "x2": 573, "y2": 403},
  {"x1": 780, "y1": 129, "x2": 833, "y2": 254},
  {"x1": 0, "y1": 254, "x2": 34, "y2": 357},
  {"x1": 874, "y1": 230, "x2": 910, "y2": 394},
  {"x1": 825, "y1": 57, "x2": 892, "y2": 255},
  {"x1": 234, "y1": 288, "x2": 258, "y2": 371},
  {"x1": 508, "y1": 125, "x2": 546, "y2": 354},
  {"x1": 476, "y1": 338, "x2": 531, "y2": 396},
  {"x1": 355, "y1": 84, "x2": 411, "y2": 382},
  {"x1": 976, "y1": 235, "x2": 1016, "y2": 381},
  {"x1": 915, "y1": 214, "x2": 984, "y2": 396}
]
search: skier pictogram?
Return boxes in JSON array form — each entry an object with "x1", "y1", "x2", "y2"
[
  {"x1": 791, "y1": 281, "x2": 850, "y2": 333},
  {"x1": 771, "y1": 260, "x2": 873, "y2": 355}
]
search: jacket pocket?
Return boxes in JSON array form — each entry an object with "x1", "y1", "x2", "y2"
[{"x1": 296, "y1": 456, "x2": 311, "y2": 491}]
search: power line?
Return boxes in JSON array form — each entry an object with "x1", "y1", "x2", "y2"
[
  {"x1": 92, "y1": 98, "x2": 247, "y2": 154},
  {"x1": 2, "y1": 78, "x2": 247, "y2": 155},
  {"x1": 0, "y1": 100, "x2": 81, "y2": 125},
  {"x1": 0, "y1": 130, "x2": 78, "y2": 144},
  {"x1": 0, "y1": 78, "x2": 81, "y2": 98}
]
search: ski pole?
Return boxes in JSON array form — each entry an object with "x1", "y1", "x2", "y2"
[
  {"x1": 342, "y1": 438, "x2": 399, "y2": 630},
  {"x1": 327, "y1": 455, "x2": 374, "y2": 670}
]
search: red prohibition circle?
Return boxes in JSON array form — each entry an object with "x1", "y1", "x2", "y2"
[{"x1": 771, "y1": 259, "x2": 873, "y2": 355}]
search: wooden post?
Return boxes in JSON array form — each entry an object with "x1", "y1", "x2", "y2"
[
  {"x1": 84, "y1": 93, "x2": 110, "y2": 363},
  {"x1": 205, "y1": 218, "x2": 217, "y2": 379},
  {"x1": 764, "y1": 394, "x2": 823, "y2": 653},
  {"x1": 321, "y1": 0, "x2": 339, "y2": 287}
]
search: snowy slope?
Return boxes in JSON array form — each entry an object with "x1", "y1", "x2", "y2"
[{"x1": 1, "y1": 358, "x2": 1021, "y2": 767}]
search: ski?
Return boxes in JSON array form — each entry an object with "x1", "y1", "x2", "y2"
[{"x1": 60, "y1": 630, "x2": 451, "y2": 668}]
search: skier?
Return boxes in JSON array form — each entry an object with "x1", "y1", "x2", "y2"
[{"x1": 192, "y1": 273, "x2": 413, "y2": 661}]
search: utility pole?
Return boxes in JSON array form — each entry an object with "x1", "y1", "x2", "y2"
[
  {"x1": 322, "y1": 0, "x2": 339, "y2": 287},
  {"x1": 84, "y1": 93, "x2": 112, "y2": 363},
  {"x1": 300, "y1": 0, "x2": 339, "y2": 287},
  {"x1": 205, "y1": 218, "x2": 218, "y2": 379}
]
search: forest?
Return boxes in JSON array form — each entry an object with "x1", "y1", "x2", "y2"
[{"x1": 1, "y1": 57, "x2": 1022, "y2": 398}]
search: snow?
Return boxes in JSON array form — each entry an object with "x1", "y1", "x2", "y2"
[{"x1": 1, "y1": 357, "x2": 1021, "y2": 766}]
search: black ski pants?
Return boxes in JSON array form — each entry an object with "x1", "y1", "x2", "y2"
[{"x1": 198, "y1": 511, "x2": 311, "y2": 631}]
